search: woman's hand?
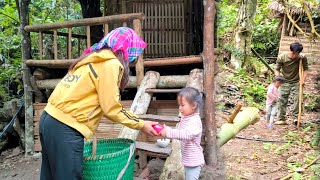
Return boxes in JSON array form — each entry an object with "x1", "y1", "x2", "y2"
[{"x1": 142, "y1": 120, "x2": 159, "y2": 136}]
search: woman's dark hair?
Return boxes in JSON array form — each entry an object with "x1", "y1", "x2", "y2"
[
  {"x1": 290, "y1": 42, "x2": 303, "y2": 53},
  {"x1": 178, "y1": 87, "x2": 204, "y2": 112},
  {"x1": 69, "y1": 47, "x2": 130, "y2": 92}
]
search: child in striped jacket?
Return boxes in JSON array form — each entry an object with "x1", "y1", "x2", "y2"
[{"x1": 160, "y1": 87, "x2": 205, "y2": 180}]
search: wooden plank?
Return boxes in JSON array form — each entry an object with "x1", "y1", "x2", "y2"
[
  {"x1": 136, "y1": 141, "x2": 172, "y2": 155},
  {"x1": 145, "y1": 88, "x2": 181, "y2": 93},
  {"x1": 139, "y1": 114, "x2": 180, "y2": 122}
]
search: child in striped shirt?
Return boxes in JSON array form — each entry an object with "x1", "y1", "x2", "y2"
[
  {"x1": 266, "y1": 76, "x2": 286, "y2": 129},
  {"x1": 160, "y1": 87, "x2": 205, "y2": 180}
]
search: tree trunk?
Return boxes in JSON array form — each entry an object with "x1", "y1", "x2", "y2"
[
  {"x1": 203, "y1": 0, "x2": 218, "y2": 166},
  {"x1": 78, "y1": 0, "x2": 104, "y2": 44},
  {"x1": 230, "y1": 0, "x2": 257, "y2": 69},
  {"x1": 18, "y1": 0, "x2": 33, "y2": 155}
]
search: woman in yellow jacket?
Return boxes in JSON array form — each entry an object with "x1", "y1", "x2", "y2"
[{"x1": 39, "y1": 27, "x2": 158, "y2": 180}]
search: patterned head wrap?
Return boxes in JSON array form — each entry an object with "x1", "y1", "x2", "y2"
[{"x1": 82, "y1": 27, "x2": 147, "y2": 62}]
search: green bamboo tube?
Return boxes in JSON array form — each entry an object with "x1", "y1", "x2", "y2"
[{"x1": 217, "y1": 107, "x2": 260, "y2": 147}]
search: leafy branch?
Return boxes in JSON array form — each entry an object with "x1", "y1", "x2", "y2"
[{"x1": 0, "y1": 10, "x2": 19, "y2": 23}]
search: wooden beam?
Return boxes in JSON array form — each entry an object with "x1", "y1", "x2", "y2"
[
  {"x1": 35, "y1": 75, "x2": 188, "y2": 89},
  {"x1": 133, "y1": 19, "x2": 144, "y2": 86},
  {"x1": 25, "y1": 13, "x2": 145, "y2": 32},
  {"x1": 145, "y1": 89, "x2": 181, "y2": 93},
  {"x1": 141, "y1": 56, "x2": 202, "y2": 67},
  {"x1": 203, "y1": 0, "x2": 218, "y2": 166},
  {"x1": 25, "y1": 55, "x2": 211, "y2": 68}
]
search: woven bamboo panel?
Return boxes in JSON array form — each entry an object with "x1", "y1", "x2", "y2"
[
  {"x1": 33, "y1": 100, "x2": 179, "y2": 151},
  {"x1": 132, "y1": 0, "x2": 186, "y2": 58}
]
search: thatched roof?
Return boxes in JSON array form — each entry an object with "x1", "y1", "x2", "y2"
[{"x1": 268, "y1": 1, "x2": 319, "y2": 17}]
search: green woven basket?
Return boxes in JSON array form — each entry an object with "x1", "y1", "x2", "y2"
[{"x1": 83, "y1": 138, "x2": 135, "y2": 180}]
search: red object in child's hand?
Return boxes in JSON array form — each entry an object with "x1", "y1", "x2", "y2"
[{"x1": 152, "y1": 124, "x2": 164, "y2": 134}]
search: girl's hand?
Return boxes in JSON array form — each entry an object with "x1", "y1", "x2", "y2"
[
  {"x1": 142, "y1": 120, "x2": 159, "y2": 136},
  {"x1": 159, "y1": 124, "x2": 168, "y2": 137}
]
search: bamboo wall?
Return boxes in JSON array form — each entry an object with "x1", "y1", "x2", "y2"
[{"x1": 131, "y1": 0, "x2": 186, "y2": 58}]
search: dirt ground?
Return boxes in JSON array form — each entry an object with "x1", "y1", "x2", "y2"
[{"x1": 0, "y1": 113, "x2": 318, "y2": 180}]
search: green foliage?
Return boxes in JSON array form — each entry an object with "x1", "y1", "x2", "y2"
[
  {"x1": 217, "y1": 0, "x2": 238, "y2": 37},
  {"x1": 218, "y1": 0, "x2": 281, "y2": 58},
  {"x1": 227, "y1": 69, "x2": 266, "y2": 108},
  {"x1": 0, "y1": 0, "x2": 83, "y2": 105},
  {"x1": 252, "y1": 0, "x2": 281, "y2": 57}
]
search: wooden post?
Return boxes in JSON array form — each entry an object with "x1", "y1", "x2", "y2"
[
  {"x1": 160, "y1": 69, "x2": 203, "y2": 180},
  {"x1": 133, "y1": 19, "x2": 144, "y2": 86},
  {"x1": 86, "y1": 26, "x2": 91, "y2": 47},
  {"x1": 39, "y1": 32, "x2": 43, "y2": 60},
  {"x1": 203, "y1": 0, "x2": 218, "y2": 166},
  {"x1": 19, "y1": 0, "x2": 34, "y2": 155},
  {"x1": 104, "y1": 24, "x2": 109, "y2": 36},
  {"x1": 118, "y1": 71, "x2": 160, "y2": 140},
  {"x1": 121, "y1": 0, "x2": 127, "y2": 27},
  {"x1": 54, "y1": 30, "x2": 58, "y2": 60},
  {"x1": 68, "y1": 28, "x2": 72, "y2": 59}
]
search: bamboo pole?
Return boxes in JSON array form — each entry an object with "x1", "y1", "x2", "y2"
[
  {"x1": 133, "y1": 19, "x2": 144, "y2": 86},
  {"x1": 39, "y1": 32, "x2": 43, "y2": 60},
  {"x1": 92, "y1": 135, "x2": 97, "y2": 157},
  {"x1": 68, "y1": 28, "x2": 72, "y2": 59},
  {"x1": 104, "y1": 24, "x2": 109, "y2": 36},
  {"x1": 86, "y1": 26, "x2": 91, "y2": 47},
  {"x1": 203, "y1": 0, "x2": 217, "y2": 166},
  {"x1": 25, "y1": 13, "x2": 145, "y2": 32},
  {"x1": 297, "y1": 59, "x2": 303, "y2": 128},
  {"x1": 217, "y1": 107, "x2": 260, "y2": 147},
  {"x1": 54, "y1": 30, "x2": 58, "y2": 60}
]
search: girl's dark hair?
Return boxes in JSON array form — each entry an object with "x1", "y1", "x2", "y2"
[
  {"x1": 290, "y1": 42, "x2": 303, "y2": 53},
  {"x1": 178, "y1": 87, "x2": 204, "y2": 112},
  {"x1": 69, "y1": 47, "x2": 130, "y2": 91}
]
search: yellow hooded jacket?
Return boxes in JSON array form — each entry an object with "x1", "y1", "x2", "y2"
[{"x1": 44, "y1": 49, "x2": 144, "y2": 140}]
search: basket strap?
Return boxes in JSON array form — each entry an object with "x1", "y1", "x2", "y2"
[{"x1": 117, "y1": 143, "x2": 135, "y2": 180}]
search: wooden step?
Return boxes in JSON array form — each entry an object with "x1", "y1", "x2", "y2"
[
  {"x1": 145, "y1": 88, "x2": 181, "y2": 93},
  {"x1": 139, "y1": 114, "x2": 180, "y2": 122},
  {"x1": 136, "y1": 141, "x2": 172, "y2": 155}
]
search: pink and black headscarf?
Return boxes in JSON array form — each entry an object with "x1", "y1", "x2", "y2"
[{"x1": 82, "y1": 27, "x2": 147, "y2": 62}]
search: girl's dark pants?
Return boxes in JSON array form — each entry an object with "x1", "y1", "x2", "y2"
[{"x1": 39, "y1": 111, "x2": 84, "y2": 180}]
